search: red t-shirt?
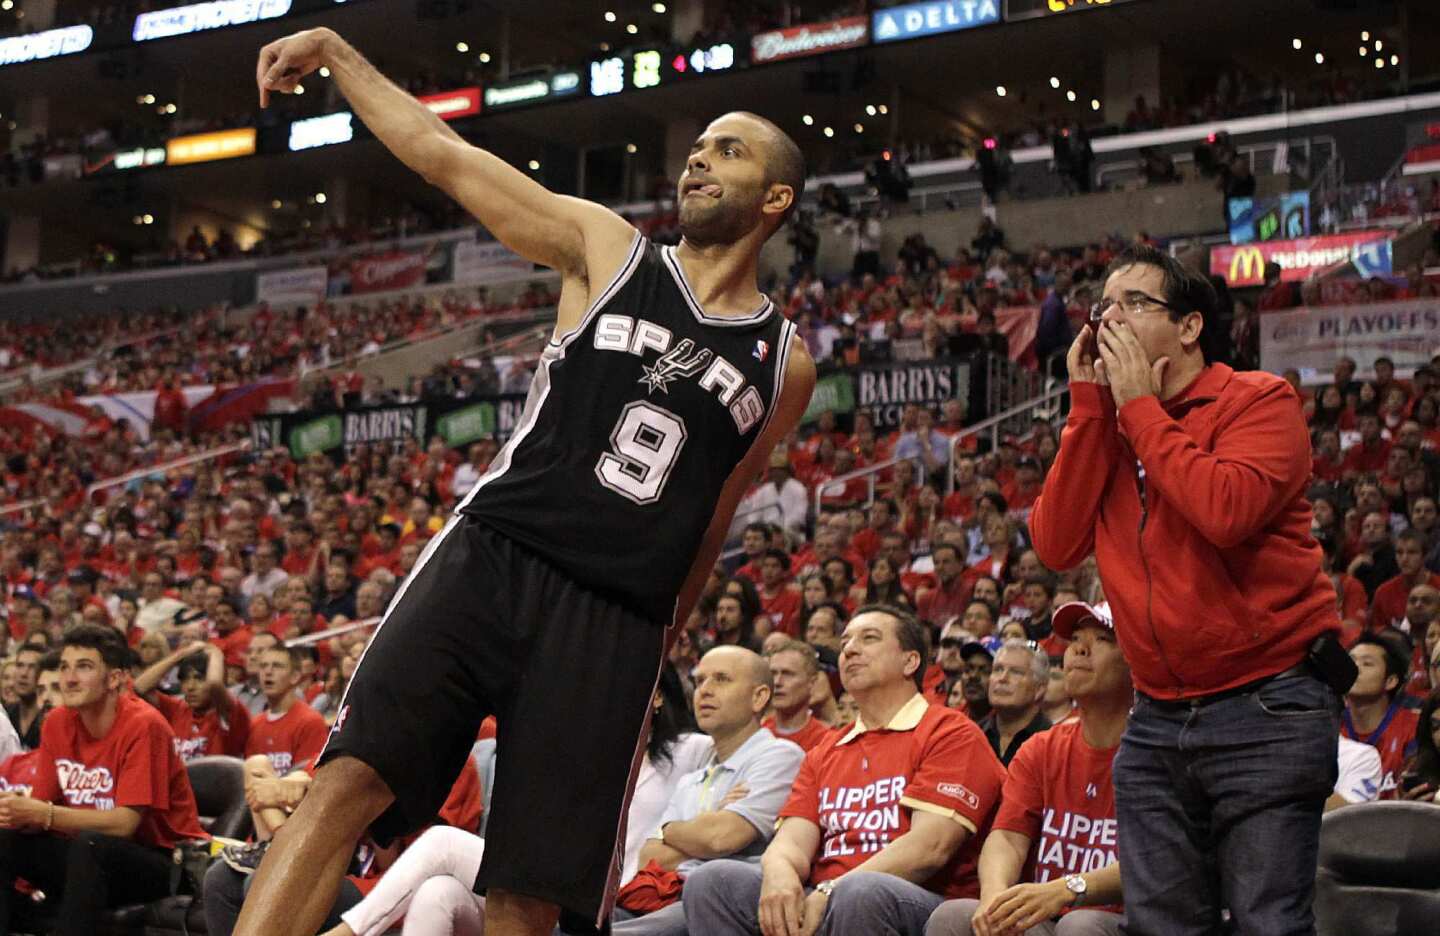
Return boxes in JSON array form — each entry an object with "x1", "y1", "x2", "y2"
[
  {"x1": 1341, "y1": 439, "x2": 1391, "y2": 476},
  {"x1": 213, "y1": 626, "x2": 255, "y2": 669},
  {"x1": 149, "y1": 691, "x2": 251, "y2": 762},
  {"x1": 1341, "y1": 703, "x2": 1420, "y2": 800},
  {"x1": 245, "y1": 700, "x2": 329, "y2": 775},
  {"x1": 1370, "y1": 573, "x2": 1440, "y2": 633},
  {"x1": 32, "y1": 693, "x2": 208, "y2": 849},
  {"x1": 281, "y1": 547, "x2": 317, "y2": 577},
  {"x1": 993, "y1": 720, "x2": 1122, "y2": 914},
  {"x1": 779, "y1": 696, "x2": 1006, "y2": 898},
  {"x1": 0, "y1": 749, "x2": 42, "y2": 795},
  {"x1": 760, "y1": 585, "x2": 803, "y2": 637},
  {"x1": 761, "y1": 715, "x2": 834, "y2": 753}
]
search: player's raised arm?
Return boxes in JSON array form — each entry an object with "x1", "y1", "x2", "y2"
[{"x1": 256, "y1": 28, "x2": 627, "y2": 277}]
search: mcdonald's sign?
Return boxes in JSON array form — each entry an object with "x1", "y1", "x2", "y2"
[{"x1": 1209, "y1": 232, "x2": 1393, "y2": 287}]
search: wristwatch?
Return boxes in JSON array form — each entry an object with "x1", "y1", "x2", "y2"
[
  {"x1": 815, "y1": 879, "x2": 837, "y2": 897},
  {"x1": 1063, "y1": 873, "x2": 1087, "y2": 907}
]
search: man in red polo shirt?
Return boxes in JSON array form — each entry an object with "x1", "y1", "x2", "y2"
[
  {"x1": 927, "y1": 601, "x2": 1129, "y2": 936},
  {"x1": 683, "y1": 604, "x2": 1006, "y2": 935},
  {"x1": 1030, "y1": 246, "x2": 1347, "y2": 936},
  {"x1": 762, "y1": 640, "x2": 835, "y2": 753},
  {"x1": 1341, "y1": 412, "x2": 1391, "y2": 479},
  {"x1": 917, "y1": 544, "x2": 971, "y2": 628},
  {"x1": 136, "y1": 641, "x2": 250, "y2": 762},
  {"x1": 0, "y1": 624, "x2": 207, "y2": 936},
  {"x1": 1369, "y1": 531, "x2": 1440, "y2": 633},
  {"x1": 1341, "y1": 635, "x2": 1419, "y2": 799}
]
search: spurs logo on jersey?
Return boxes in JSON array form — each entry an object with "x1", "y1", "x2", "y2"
[
  {"x1": 638, "y1": 338, "x2": 713, "y2": 395},
  {"x1": 595, "y1": 313, "x2": 768, "y2": 434}
]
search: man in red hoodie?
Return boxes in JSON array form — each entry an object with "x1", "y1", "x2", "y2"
[{"x1": 1030, "y1": 245, "x2": 1347, "y2": 936}]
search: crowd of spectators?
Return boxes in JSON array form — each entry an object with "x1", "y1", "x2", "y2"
[{"x1": 0, "y1": 188, "x2": 1436, "y2": 930}]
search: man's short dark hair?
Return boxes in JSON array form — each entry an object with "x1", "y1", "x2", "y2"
[
  {"x1": 1396, "y1": 529, "x2": 1425, "y2": 550},
  {"x1": 1375, "y1": 356, "x2": 1394, "y2": 368},
  {"x1": 762, "y1": 548, "x2": 792, "y2": 570},
  {"x1": 61, "y1": 623, "x2": 130, "y2": 671},
  {"x1": 176, "y1": 652, "x2": 209, "y2": 682},
  {"x1": 823, "y1": 556, "x2": 854, "y2": 582},
  {"x1": 38, "y1": 651, "x2": 61, "y2": 675},
  {"x1": 1104, "y1": 243, "x2": 1220, "y2": 364},
  {"x1": 1023, "y1": 573, "x2": 1056, "y2": 598},
  {"x1": 261, "y1": 642, "x2": 303, "y2": 669},
  {"x1": 735, "y1": 111, "x2": 806, "y2": 232},
  {"x1": 851, "y1": 602, "x2": 927, "y2": 690},
  {"x1": 932, "y1": 543, "x2": 961, "y2": 563},
  {"x1": 744, "y1": 522, "x2": 769, "y2": 538},
  {"x1": 978, "y1": 491, "x2": 1008, "y2": 515},
  {"x1": 1354, "y1": 633, "x2": 1408, "y2": 697}
]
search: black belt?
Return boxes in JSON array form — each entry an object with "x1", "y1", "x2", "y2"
[{"x1": 1141, "y1": 660, "x2": 1312, "y2": 710}]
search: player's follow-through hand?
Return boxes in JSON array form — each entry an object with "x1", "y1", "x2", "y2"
[{"x1": 256, "y1": 27, "x2": 333, "y2": 107}]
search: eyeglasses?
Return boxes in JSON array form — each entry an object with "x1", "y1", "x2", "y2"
[{"x1": 1090, "y1": 292, "x2": 1183, "y2": 321}]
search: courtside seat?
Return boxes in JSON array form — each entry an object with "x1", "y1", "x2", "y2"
[
  {"x1": 1315, "y1": 801, "x2": 1440, "y2": 936},
  {"x1": 103, "y1": 756, "x2": 252, "y2": 935}
]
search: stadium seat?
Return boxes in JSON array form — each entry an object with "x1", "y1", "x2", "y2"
[
  {"x1": 102, "y1": 757, "x2": 250, "y2": 935},
  {"x1": 1315, "y1": 801, "x2": 1440, "y2": 936}
]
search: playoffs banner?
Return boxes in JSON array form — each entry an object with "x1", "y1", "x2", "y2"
[
  {"x1": 452, "y1": 241, "x2": 534, "y2": 284},
  {"x1": 251, "y1": 395, "x2": 528, "y2": 459},
  {"x1": 350, "y1": 250, "x2": 429, "y2": 295},
  {"x1": 1260, "y1": 298, "x2": 1440, "y2": 381}
]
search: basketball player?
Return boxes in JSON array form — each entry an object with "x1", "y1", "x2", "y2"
[{"x1": 241, "y1": 27, "x2": 816, "y2": 936}]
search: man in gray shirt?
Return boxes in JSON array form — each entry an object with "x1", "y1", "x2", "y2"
[{"x1": 617, "y1": 646, "x2": 805, "y2": 935}]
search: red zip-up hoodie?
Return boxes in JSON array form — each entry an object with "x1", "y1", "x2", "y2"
[{"x1": 1031, "y1": 364, "x2": 1339, "y2": 700}]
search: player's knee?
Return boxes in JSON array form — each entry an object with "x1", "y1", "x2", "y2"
[
  {"x1": 680, "y1": 858, "x2": 752, "y2": 902},
  {"x1": 826, "y1": 870, "x2": 892, "y2": 912},
  {"x1": 925, "y1": 898, "x2": 981, "y2": 936},
  {"x1": 414, "y1": 874, "x2": 471, "y2": 914},
  {"x1": 306, "y1": 755, "x2": 394, "y2": 816}
]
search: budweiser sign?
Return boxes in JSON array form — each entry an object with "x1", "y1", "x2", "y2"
[{"x1": 751, "y1": 16, "x2": 870, "y2": 63}]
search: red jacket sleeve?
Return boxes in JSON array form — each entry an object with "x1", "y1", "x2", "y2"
[
  {"x1": 1119, "y1": 380, "x2": 1311, "y2": 549},
  {"x1": 1030, "y1": 382, "x2": 1120, "y2": 571}
]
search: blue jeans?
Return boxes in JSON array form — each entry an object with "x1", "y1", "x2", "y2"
[{"x1": 1113, "y1": 673, "x2": 1339, "y2": 936}]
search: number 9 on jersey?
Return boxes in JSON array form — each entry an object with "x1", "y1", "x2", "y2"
[{"x1": 595, "y1": 401, "x2": 689, "y2": 505}]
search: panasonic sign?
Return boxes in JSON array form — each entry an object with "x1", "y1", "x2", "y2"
[
  {"x1": 0, "y1": 25, "x2": 93, "y2": 66},
  {"x1": 289, "y1": 112, "x2": 355, "y2": 151},
  {"x1": 133, "y1": 0, "x2": 292, "y2": 42}
]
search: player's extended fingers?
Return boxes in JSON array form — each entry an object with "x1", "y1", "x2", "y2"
[{"x1": 256, "y1": 44, "x2": 280, "y2": 106}]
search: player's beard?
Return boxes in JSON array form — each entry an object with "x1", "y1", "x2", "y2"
[{"x1": 678, "y1": 188, "x2": 757, "y2": 247}]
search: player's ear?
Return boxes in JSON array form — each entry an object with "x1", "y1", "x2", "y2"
[{"x1": 763, "y1": 182, "x2": 794, "y2": 220}]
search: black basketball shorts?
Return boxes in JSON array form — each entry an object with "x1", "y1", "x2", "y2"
[{"x1": 320, "y1": 513, "x2": 668, "y2": 927}]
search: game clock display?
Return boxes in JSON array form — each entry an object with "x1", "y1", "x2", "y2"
[{"x1": 589, "y1": 41, "x2": 746, "y2": 97}]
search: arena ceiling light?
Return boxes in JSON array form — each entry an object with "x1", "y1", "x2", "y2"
[
  {"x1": 801, "y1": 114, "x2": 813, "y2": 125},
  {"x1": 865, "y1": 104, "x2": 876, "y2": 115},
  {"x1": 854, "y1": 123, "x2": 864, "y2": 133},
  {"x1": 995, "y1": 85, "x2": 1006, "y2": 97},
  {"x1": 318, "y1": 66, "x2": 330, "y2": 77},
  {"x1": 1314, "y1": 52, "x2": 1324, "y2": 64},
  {"x1": 1065, "y1": 90, "x2": 1076, "y2": 102},
  {"x1": 528, "y1": 159, "x2": 541, "y2": 170},
  {"x1": 1361, "y1": 30, "x2": 1369, "y2": 41},
  {"x1": 479, "y1": 52, "x2": 491, "y2": 63},
  {"x1": 1359, "y1": 46, "x2": 1367, "y2": 56},
  {"x1": 878, "y1": 104, "x2": 887, "y2": 114},
  {"x1": 1374, "y1": 57, "x2": 1384, "y2": 69},
  {"x1": 1049, "y1": 76, "x2": 1060, "y2": 88},
  {"x1": 1090, "y1": 98, "x2": 1100, "y2": 110},
  {"x1": 625, "y1": 143, "x2": 637, "y2": 153},
  {"x1": 1374, "y1": 40, "x2": 1383, "y2": 51},
  {"x1": 315, "y1": 192, "x2": 327, "y2": 204},
  {"x1": 455, "y1": 41, "x2": 468, "y2": 52},
  {"x1": 626, "y1": 24, "x2": 638, "y2": 34},
  {"x1": 1391, "y1": 55, "x2": 1399, "y2": 65},
  {"x1": 652, "y1": 2, "x2": 667, "y2": 12},
  {"x1": 1291, "y1": 38, "x2": 1302, "y2": 50},
  {"x1": 604, "y1": 11, "x2": 616, "y2": 22},
  {"x1": 823, "y1": 126, "x2": 834, "y2": 138}
]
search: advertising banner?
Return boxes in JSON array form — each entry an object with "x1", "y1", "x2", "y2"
[
  {"x1": 1004, "y1": 0, "x2": 1141, "y2": 21},
  {"x1": 0, "y1": 25, "x2": 93, "y2": 66},
  {"x1": 802, "y1": 373, "x2": 857, "y2": 424},
  {"x1": 452, "y1": 241, "x2": 533, "y2": 284},
  {"x1": 1259, "y1": 298, "x2": 1440, "y2": 381},
  {"x1": 1210, "y1": 232, "x2": 1393, "y2": 287},
  {"x1": 854, "y1": 359, "x2": 971, "y2": 428},
  {"x1": 133, "y1": 0, "x2": 291, "y2": 41},
  {"x1": 251, "y1": 395, "x2": 529, "y2": 458},
  {"x1": 350, "y1": 250, "x2": 428, "y2": 294},
  {"x1": 751, "y1": 16, "x2": 870, "y2": 63},
  {"x1": 872, "y1": 0, "x2": 1000, "y2": 44},
  {"x1": 256, "y1": 266, "x2": 328, "y2": 305},
  {"x1": 1227, "y1": 191, "x2": 1310, "y2": 244},
  {"x1": 166, "y1": 128, "x2": 256, "y2": 166},
  {"x1": 419, "y1": 87, "x2": 481, "y2": 121}
]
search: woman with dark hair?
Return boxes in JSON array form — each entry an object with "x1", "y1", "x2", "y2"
[
  {"x1": 1400, "y1": 689, "x2": 1440, "y2": 803},
  {"x1": 719, "y1": 576, "x2": 766, "y2": 649},
  {"x1": 855, "y1": 555, "x2": 912, "y2": 609},
  {"x1": 1308, "y1": 384, "x2": 1347, "y2": 431}
]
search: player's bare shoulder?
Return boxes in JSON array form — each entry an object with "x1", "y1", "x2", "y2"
[
  {"x1": 552, "y1": 197, "x2": 641, "y2": 337},
  {"x1": 773, "y1": 332, "x2": 818, "y2": 429}
]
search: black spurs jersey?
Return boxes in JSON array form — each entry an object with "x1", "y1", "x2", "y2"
[{"x1": 458, "y1": 233, "x2": 796, "y2": 626}]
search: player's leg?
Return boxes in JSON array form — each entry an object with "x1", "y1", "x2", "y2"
[
  {"x1": 239, "y1": 516, "x2": 510, "y2": 936},
  {"x1": 474, "y1": 554, "x2": 668, "y2": 933},
  {"x1": 233, "y1": 755, "x2": 393, "y2": 936}
]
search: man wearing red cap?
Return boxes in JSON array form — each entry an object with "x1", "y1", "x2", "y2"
[
  {"x1": 1030, "y1": 246, "x2": 1350, "y2": 936},
  {"x1": 926, "y1": 601, "x2": 1129, "y2": 936}
]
